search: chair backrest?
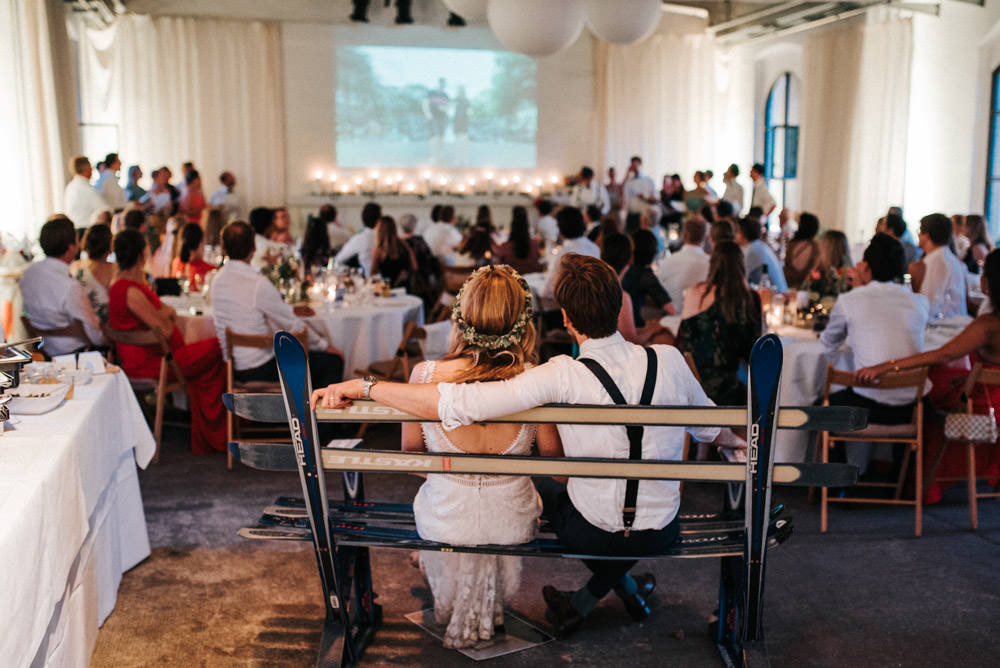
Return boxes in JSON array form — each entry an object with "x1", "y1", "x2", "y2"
[
  {"x1": 22, "y1": 315, "x2": 91, "y2": 345},
  {"x1": 101, "y1": 323, "x2": 185, "y2": 388},
  {"x1": 427, "y1": 291, "x2": 453, "y2": 323},
  {"x1": 823, "y1": 364, "x2": 928, "y2": 405},
  {"x1": 959, "y1": 363, "x2": 1000, "y2": 411},
  {"x1": 225, "y1": 328, "x2": 309, "y2": 360}
]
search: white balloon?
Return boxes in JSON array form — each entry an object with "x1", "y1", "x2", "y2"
[
  {"x1": 585, "y1": 0, "x2": 661, "y2": 45},
  {"x1": 441, "y1": 0, "x2": 488, "y2": 22},
  {"x1": 487, "y1": 0, "x2": 586, "y2": 57}
]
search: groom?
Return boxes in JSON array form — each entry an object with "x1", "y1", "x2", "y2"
[{"x1": 312, "y1": 254, "x2": 745, "y2": 637}]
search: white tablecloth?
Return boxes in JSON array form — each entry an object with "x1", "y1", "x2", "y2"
[{"x1": 0, "y1": 371, "x2": 154, "y2": 668}]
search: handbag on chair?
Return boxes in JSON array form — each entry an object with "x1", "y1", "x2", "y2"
[{"x1": 944, "y1": 387, "x2": 998, "y2": 443}]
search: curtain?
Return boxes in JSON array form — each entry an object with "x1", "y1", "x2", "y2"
[
  {"x1": 596, "y1": 20, "x2": 717, "y2": 185},
  {"x1": 0, "y1": 0, "x2": 79, "y2": 242},
  {"x1": 78, "y1": 14, "x2": 286, "y2": 207},
  {"x1": 800, "y1": 10, "x2": 913, "y2": 243}
]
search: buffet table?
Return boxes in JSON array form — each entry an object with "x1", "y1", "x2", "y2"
[{"x1": 0, "y1": 371, "x2": 154, "y2": 667}]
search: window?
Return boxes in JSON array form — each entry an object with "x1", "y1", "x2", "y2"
[
  {"x1": 985, "y1": 66, "x2": 1000, "y2": 233},
  {"x1": 764, "y1": 72, "x2": 801, "y2": 207}
]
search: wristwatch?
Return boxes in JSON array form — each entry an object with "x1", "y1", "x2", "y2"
[{"x1": 362, "y1": 375, "x2": 379, "y2": 400}]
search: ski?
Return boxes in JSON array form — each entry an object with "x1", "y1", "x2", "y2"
[{"x1": 224, "y1": 392, "x2": 869, "y2": 431}]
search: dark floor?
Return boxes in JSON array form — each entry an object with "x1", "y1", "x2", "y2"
[{"x1": 92, "y1": 422, "x2": 1000, "y2": 667}]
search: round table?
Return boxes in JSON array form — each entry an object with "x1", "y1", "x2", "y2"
[{"x1": 163, "y1": 293, "x2": 425, "y2": 378}]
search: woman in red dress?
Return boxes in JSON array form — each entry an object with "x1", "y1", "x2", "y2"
[
  {"x1": 171, "y1": 223, "x2": 215, "y2": 292},
  {"x1": 108, "y1": 228, "x2": 227, "y2": 455},
  {"x1": 856, "y1": 248, "x2": 1000, "y2": 502},
  {"x1": 180, "y1": 170, "x2": 207, "y2": 224}
]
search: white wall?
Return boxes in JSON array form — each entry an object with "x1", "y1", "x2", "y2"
[{"x1": 281, "y1": 22, "x2": 597, "y2": 205}]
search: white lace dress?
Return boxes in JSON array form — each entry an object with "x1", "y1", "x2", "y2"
[{"x1": 412, "y1": 361, "x2": 542, "y2": 648}]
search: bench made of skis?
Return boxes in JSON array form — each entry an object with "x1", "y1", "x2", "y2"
[{"x1": 223, "y1": 332, "x2": 864, "y2": 668}]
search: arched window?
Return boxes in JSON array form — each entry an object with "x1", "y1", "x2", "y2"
[
  {"x1": 986, "y1": 66, "x2": 1000, "y2": 233},
  {"x1": 764, "y1": 72, "x2": 801, "y2": 207}
]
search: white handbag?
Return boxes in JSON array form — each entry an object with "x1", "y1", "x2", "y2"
[{"x1": 944, "y1": 388, "x2": 998, "y2": 444}]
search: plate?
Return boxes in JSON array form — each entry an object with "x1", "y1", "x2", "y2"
[{"x1": 7, "y1": 382, "x2": 70, "y2": 415}]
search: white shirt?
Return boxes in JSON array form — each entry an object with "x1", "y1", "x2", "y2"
[
  {"x1": 333, "y1": 227, "x2": 377, "y2": 277},
  {"x1": 920, "y1": 246, "x2": 967, "y2": 319},
  {"x1": 570, "y1": 180, "x2": 611, "y2": 215},
  {"x1": 210, "y1": 259, "x2": 328, "y2": 370},
  {"x1": 20, "y1": 257, "x2": 105, "y2": 356},
  {"x1": 63, "y1": 175, "x2": 108, "y2": 229},
  {"x1": 624, "y1": 174, "x2": 656, "y2": 214},
  {"x1": 540, "y1": 236, "x2": 601, "y2": 298},
  {"x1": 251, "y1": 233, "x2": 294, "y2": 270},
  {"x1": 96, "y1": 171, "x2": 126, "y2": 211},
  {"x1": 141, "y1": 189, "x2": 173, "y2": 215},
  {"x1": 422, "y1": 222, "x2": 463, "y2": 260},
  {"x1": 209, "y1": 186, "x2": 245, "y2": 222},
  {"x1": 536, "y1": 214, "x2": 558, "y2": 243},
  {"x1": 820, "y1": 281, "x2": 929, "y2": 405},
  {"x1": 722, "y1": 180, "x2": 744, "y2": 216},
  {"x1": 326, "y1": 222, "x2": 353, "y2": 252},
  {"x1": 657, "y1": 244, "x2": 709, "y2": 313},
  {"x1": 438, "y1": 333, "x2": 720, "y2": 532},
  {"x1": 751, "y1": 180, "x2": 776, "y2": 214}
]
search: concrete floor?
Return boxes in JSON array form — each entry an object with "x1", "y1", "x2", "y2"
[{"x1": 91, "y1": 422, "x2": 1000, "y2": 667}]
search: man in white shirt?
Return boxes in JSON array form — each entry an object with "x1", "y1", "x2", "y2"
[
  {"x1": 658, "y1": 218, "x2": 709, "y2": 313},
  {"x1": 249, "y1": 207, "x2": 283, "y2": 269},
  {"x1": 535, "y1": 200, "x2": 559, "y2": 243},
  {"x1": 916, "y1": 213, "x2": 967, "y2": 319},
  {"x1": 420, "y1": 204, "x2": 463, "y2": 260},
  {"x1": 623, "y1": 156, "x2": 657, "y2": 234},
  {"x1": 20, "y1": 215, "x2": 105, "y2": 356},
  {"x1": 570, "y1": 166, "x2": 610, "y2": 216},
  {"x1": 540, "y1": 207, "x2": 601, "y2": 299},
  {"x1": 820, "y1": 233, "x2": 929, "y2": 474},
  {"x1": 735, "y1": 216, "x2": 788, "y2": 292},
  {"x1": 63, "y1": 155, "x2": 108, "y2": 233},
  {"x1": 749, "y1": 163, "x2": 776, "y2": 217},
  {"x1": 333, "y1": 202, "x2": 383, "y2": 276},
  {"x1": 95, "y1": 152, "x2": 126, "y2": 211},
  {"x1": 209, "y1": 171, "x2": 246, "y2": 222},
  {"x1": 721, "y1": 164, "x2": 744, "y2": 217},
  {"x1": 211, "y1": 220, "x2": 344, "y2": 391},
  {"x1": 312, "y1": 253, "x2": 744, "y2": 637}
]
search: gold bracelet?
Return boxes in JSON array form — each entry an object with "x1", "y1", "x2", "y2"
[{"x1": 888, "y1": 359, "x2": 900, "y2": 372}]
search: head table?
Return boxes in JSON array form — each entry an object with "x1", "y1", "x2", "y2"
[
  {"x1": 0, "y1": 370, "x2": 154, "y2": 667},
  {"x1": 163, "y1": 292, "x2": 425, "y2": 378}
]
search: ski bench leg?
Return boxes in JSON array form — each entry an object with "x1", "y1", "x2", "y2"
[{"x1": 224, "y1": 332, "x2": 864, "y2": 668}]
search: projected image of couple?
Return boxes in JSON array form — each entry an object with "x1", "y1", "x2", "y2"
[{"x1": 423, "y1": 78, "x2": 470, "y2": 166}]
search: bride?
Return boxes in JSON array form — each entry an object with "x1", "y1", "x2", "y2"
[{"x1": 403, "y1": 264, "x2": 563, "y2": 648}]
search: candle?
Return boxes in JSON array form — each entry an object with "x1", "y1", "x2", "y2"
[
  {"x1": 406, "y1": 183, "x2": 415, "y2": 193},
  {"x1": 485, "y1": 170, "x2": 495, "y2": 197},
  {"x1": 313, "y1": 170, "x2": 324, "y2": 194},
  {"x1": 370, "y1": 170, "x2": 379, "y2": 194},
  {"x1": 354, "y1": 176, "x2": 363, "y2": 195}
]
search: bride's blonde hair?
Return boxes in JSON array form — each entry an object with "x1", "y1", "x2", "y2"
[{"x1": 445, "y1": 265, "x2": 537, "y2": 383}]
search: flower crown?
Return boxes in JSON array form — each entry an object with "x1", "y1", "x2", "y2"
[{"x1": 451, "y1": 265, "x2": 534, "y2": 351}]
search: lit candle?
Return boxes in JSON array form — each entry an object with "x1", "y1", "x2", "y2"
[
  {"x1": 406, "y1": 183, "x2": 415, "y2": 193},
  {"x1": 485, "y1": 170, "x2": 495, "y2": 197},
  {"x1": 512, "y1": 175, "x2": 521, "y2": 184},
  {"x1": 370, "y1": 170, "x2": 379, "y2": 194},
  {"x1": 458, "y1": 183, "x2": 466, "y2": 194},
  {"x1": 313, "y1": 170, "x2": 324, "y2": 194},
  {"x1": 354, "y1": 176, "x2": 363, "y2": 195}
]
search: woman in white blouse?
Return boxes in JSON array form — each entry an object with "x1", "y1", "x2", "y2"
[{"x1": 73, "y1": 223, "x2": 114, "y2": 322}]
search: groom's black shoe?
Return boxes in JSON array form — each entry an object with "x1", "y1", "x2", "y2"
[
  {"x1": 614, "y1": 573, "x2": 655, "y2": 621},
  {"x1": 542, "y1": 586, "x2": 585, "y2": 639}
]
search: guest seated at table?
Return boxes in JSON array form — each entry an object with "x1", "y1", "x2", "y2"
[
  {"x1": 402, "y1": 264, "x2": 562, "y2": 648},
  {"x1": 454, "y1": 219, "x2": 497, "y2": 268},
  {"x1": 333, "y1": 201, "x2": 381, "y2": 277},
  {"x1": 399, "y1": 213, "x2": 440, "y2": 311},
  {"x1": 783, "y1": 211, "x2": 820, "y2": 288},
  {"x1": 171, "y1": 223, "x2": 215, "y2": 292},
  {"x1": 856, "y1": 247, "x2": 1000, "y2": 498},
  {"x1": 423, "y1": 204, "x2": 463, "y2": 260},
  {"x1": 622, "y1": 229, "x2": 675, "y2": 328},
  {"x1": 639, "y1": 206, "x2": 666, "y2": 255},
  {"x1": 911, "y1": 213, "x2": 967, "y2": 318},
  {"x1": 677, "y1": 241, "x2": 761, "y2": 405},
  {"x1": 588, "y1": 212, "x2": 620, "y2": 248},
  {"x1": 211, "y1": 221, "x2": 344, "y2": 393},
  {"x1": 494, "y1": 205, "x2": 543, "y2": 274},
  {"x1": 535, "y1": 199, "x2": 558, "y2": 244},
  {"x1": 877, "y1": 212, "x2": 921, "y2": 268},
  {"x1": 200, "y1": 206, "x2": 225, "y2": 249},
  {"x1": 958, "y1": 214, "x2": 992, "y2": 274},
  {"x1": 809, "y1": 230, "x2": 854, "y2": 297},
  {"x1": 371, "y1": 215, "x2": 416, "y2": 287},
  {"x1": 582, "y1": 204, "x2": 604, "y2": 240},
  {"x1": 271, "y1": 206, "x2": 295, "y2": 246},
  {"x1": 249, "y1": 207, "x2": 282, "y2": 269},
  {"x1": 658, "y1": 217, "x2": 709, "y2": 314},
  {"x1": 735, "y1": 215, "x2": 788, "y2": 292},
  {"x1": 21, "y1": 215, "x2": 106, "y2": 355},
  {"x1": 601, "y1": 233, "x2": 671, "y2": 346},
  {"x1": 822, "y1": 233, "x2": 929, "y2": 475},
  {"x1": 300, "y1": 215, "x2": 333, "y2": 275},
  {"x1": 74, "y1": 223, "x2": 113, "y2": 323},
  {"x1": 319, "y1": 203, "x2": 352, "y2": 253},
  {"x1": 108, "y1": 229, "x2": 227, "y2": 455},
  {"x1": 540, "y1": 206, "x2": 600, "y2": 298},
  {"x1": 150, "y1": 215, "x2": 182, "y2": 278}
]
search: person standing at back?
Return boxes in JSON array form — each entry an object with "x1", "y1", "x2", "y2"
[
  {"x1": 623, "y1": 156, "x2": 656, "y2": 234},
  {"x1": 64, "y1": 155, "x2": 108, "y2": 235},
  {"x1": 914, "y1": 213, "x2": 967, "y2": 319}
]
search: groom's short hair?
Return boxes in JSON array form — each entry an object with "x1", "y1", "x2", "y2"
[{"x1": 554, "y1": 254, "x2": 621, "y2": 339}]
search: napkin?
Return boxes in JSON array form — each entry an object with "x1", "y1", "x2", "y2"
[
  {"x1": 77, "y1": 351, "x2": 107, "y2": 374},
  {"x1": 51, "y1": 354, "x2": 77, "y2": 372}
]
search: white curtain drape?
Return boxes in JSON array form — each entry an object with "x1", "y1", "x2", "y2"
[
  {"x1": 78, "y1": 14, "x2": 286, "y2": 207},
  {"x1": 800, "y1": 10, "x2": 913, "y2": 243},
  {"x1": 0, "y1": 0, "x2": 79, "y2": 242},
  {"x1": 596, "y1": 23, "x2": 716, "y2": 184}
]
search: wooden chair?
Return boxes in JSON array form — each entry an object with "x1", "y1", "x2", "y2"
[
  {"x1": 427, "y1": 291, "x2": 454, "y2": 323},
  {"x1": 819, "y1": 364, "x2": 928, "y2": 536},
  {"x1": 21, "y1": 315, "x2": 95, "y2": 360},
  {"x1": 225, "y1": 328, "x2": 309, "y2": 471},
  {"x1": 924, "y1": 363, "x2": 1000, "y2": 530},
  {"x1": 101, "y1": 324, "x2": 185, "y2": 464},
  {"x1": 354, "y1": 321, "x2": 427, "y2": 382}
]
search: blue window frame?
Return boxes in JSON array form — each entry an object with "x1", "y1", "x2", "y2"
[
  {"x1": 985, "y1": 66, "x2": 1000, "y2": 234},
  {"x1": 764, "y1": 72, "x2": 800, "y2": 204}
]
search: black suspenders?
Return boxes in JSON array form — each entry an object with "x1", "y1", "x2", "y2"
[{"x1": 577, "y1": 347, "x2": 658, "y2": 536}]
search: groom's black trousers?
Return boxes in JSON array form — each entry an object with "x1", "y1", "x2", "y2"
[{"x1": 534, "y1": 478, "x2": 680, "y2": 598}]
